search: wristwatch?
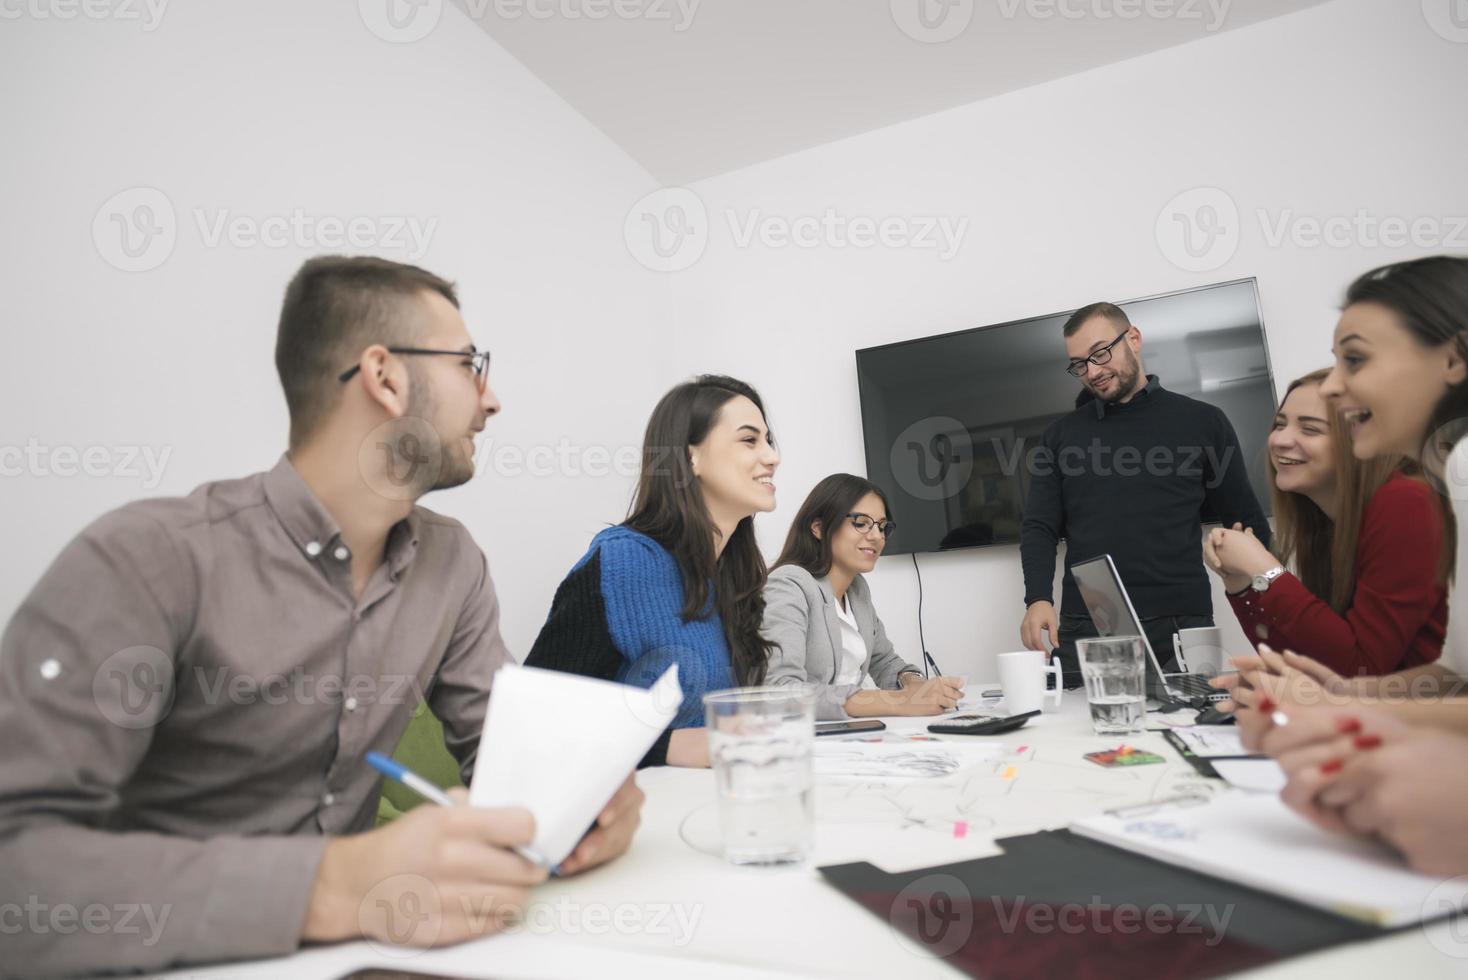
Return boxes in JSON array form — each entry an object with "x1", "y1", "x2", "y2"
[{"x1": 1251, "y1": 565, "x2": 1286, "y2": 593}]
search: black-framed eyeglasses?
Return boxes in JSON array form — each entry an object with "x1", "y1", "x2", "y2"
[
  {"x1": 845, "y1": 513, "x2": 896, "y2": 538},
  {"x1": 338, "y1": 348, "x2": 491, "y2": 391},
  {"x1": 1065, "y1": 332, "x2": 1128, "y2": 377}
]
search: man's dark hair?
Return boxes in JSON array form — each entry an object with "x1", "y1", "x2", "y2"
[
  {"x1": 1062, "y1": 301, "x2": 1131, "y2": 338},
  {"x1": 275, "y1": 255, "x2": 459, "y2": 448}
]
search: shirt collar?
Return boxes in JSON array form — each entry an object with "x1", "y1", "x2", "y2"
[
  {"x1": 263, "y1": 454, "x2": 420, "y2": 576},
  {"x1": 1092, "y1": 374, "x2": 1161, "y2": 419}
]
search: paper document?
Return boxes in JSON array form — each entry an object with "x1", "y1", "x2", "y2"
[
  {"x1": 814, "y1": 741, "x2": 998, "y2": 779},
  {"x1": 469, "y1": 664, "x2": 681, "y2": 865},
  {"x1": 1171, "y1": 726, "x2": 1256, "y2": 758},
  {"x1": 1072, "y1": 791, "x2": 1468, "y2": 926},
  {"x1": 1211, "y1": 758, "x2": 1287, "y2": 793}
]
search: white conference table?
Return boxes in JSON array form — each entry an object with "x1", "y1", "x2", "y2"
[{"x1": 152, "y1": 695, "x2": 1468, "y2": 980}]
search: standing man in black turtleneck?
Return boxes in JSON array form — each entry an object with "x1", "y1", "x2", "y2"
[{"x1": 1018, "y1": 301, "x2": 1270, "y2": 687}]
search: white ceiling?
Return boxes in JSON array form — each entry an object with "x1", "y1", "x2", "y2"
[{"x1": 459, "y1": 0, "x2": 1333, "y2": 185}]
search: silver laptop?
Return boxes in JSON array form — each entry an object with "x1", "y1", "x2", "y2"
[{"x1": 1070, "y1": 554, "x2": 1225, "y2": 706}]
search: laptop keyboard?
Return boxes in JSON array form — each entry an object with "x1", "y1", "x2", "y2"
[{"x1": 1168, "y1": 674, "x2": 1218, "y2": 699}]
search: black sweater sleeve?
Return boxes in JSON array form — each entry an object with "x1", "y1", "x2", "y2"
[
  {"x1": 1201, "y1": 408, "x2": 1272, "y2": 550},
  {"x1": 524, "y1": 552, "x2": 671, "y2": 768},
  {"x1": 1019, "y1": 428, "x2": 1064, "y2": 606}
]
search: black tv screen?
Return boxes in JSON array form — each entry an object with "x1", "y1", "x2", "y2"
[{"x1": 856, "y1": 278, "x2": 1277, "y2": 556}]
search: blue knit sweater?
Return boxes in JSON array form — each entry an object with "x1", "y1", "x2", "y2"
[{"x1": 525, "y1": 526, "x2": 735, "y2": 753}]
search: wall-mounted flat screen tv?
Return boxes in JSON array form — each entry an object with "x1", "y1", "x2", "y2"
[{"x1": 856, "y1": 278, "x2": 1277, "y2": 556}]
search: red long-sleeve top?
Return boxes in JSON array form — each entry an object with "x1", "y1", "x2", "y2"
[{"x1": 1227, "y1": 473, "x2": 1447, "y2": 676}]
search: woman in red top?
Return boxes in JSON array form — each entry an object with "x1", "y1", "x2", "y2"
[{"x1": 1204, "y1": 368, "x2": 1447, "y2": 676}]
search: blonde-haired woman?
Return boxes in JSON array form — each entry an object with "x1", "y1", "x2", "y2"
[{"x1": 1205, "y1": 367, "x2": 1447, "y2": 677}]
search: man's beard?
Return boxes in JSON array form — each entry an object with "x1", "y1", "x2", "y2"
[
  {"x1": 405, "y1": 367, "x2": 477, "y2": 493},
  {"x1": 1093, "y1": 349, "x2": 1141, "y2": 403}
]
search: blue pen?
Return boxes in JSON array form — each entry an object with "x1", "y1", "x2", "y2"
[{"x1": 365, "y1": 751, "x2": 559, "y2": 875}]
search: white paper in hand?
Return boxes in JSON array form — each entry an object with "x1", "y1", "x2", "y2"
[{"x1": 468, "y1": 663, "x2": 681, "y2": 865}]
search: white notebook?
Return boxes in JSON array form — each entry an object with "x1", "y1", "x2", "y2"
[
  {"x1": 1072, "y1": 791, "x2": 1468, "y2": 927},
  {"x1": 468, "y1": 663, "x2": 681, "y2": 865}
]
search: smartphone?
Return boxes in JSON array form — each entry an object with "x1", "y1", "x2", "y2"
[{"x1": 814, "y1": 719, "x2": 887, "y2": 737}]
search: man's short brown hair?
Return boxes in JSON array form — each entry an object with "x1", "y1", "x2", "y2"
[
  {"x1": 275, "y1": 255, "x2": 458, "y2": 448},
  {"x1": 1062, "y1": 301, "x2": 1131, "y2": 338}
]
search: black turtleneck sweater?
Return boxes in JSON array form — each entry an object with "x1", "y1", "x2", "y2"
[{"x1": 1020, "y1": 375, "x2": 1270, "y2": 619}]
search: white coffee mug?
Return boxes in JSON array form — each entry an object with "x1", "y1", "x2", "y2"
[
  {"x1": 996, "y1": 650, "x2": 1064, "y2": 713},
  {"x1": 1173, "y1": 627, "x2": 1226, "y2": 677}
]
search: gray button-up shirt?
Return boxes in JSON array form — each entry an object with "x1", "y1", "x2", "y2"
[{"x1": 0, "y1": 456, "x2": 512, "y2": 977}]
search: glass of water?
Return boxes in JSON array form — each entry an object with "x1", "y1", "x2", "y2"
[
  {"x1": 703, "y1": 686, "x2": 815, "y2": 867},
  {"x1": 1076, "y1": 636, "x2": 1146, "y2": 735}
]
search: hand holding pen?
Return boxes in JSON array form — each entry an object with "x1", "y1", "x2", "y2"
[{"x1": 299, "y1": 756, "x2": 549, "y2": 948}]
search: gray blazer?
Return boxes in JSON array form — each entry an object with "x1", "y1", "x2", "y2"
[{"x1": 761, "y1": 564, "x2": 921, "y2": 720}]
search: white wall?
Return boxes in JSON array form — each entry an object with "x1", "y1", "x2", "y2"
[
  {"x1": 0, "y1": 0, "x2": 672, "y2": 655},
  {"x1": 666, "y1": 0, "x2": 1468, "y2": 682}
]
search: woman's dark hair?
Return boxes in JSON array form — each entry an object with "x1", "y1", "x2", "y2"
[
  {"x1": 774, "y1": 474, "x2": 894, "y2": 578},
  {"x1": 1345, "y1": 255, "x2": 1468, "y2": 452},
  {"x1": 1343, "y1": 255, "x2": 1468, "y2": 580},
  {"x1": 625, "y1": 374, "x2": 775, "y2": 686}
]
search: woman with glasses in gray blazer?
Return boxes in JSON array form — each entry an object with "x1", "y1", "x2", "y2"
[{"x1": 762, "y1": 474, "x2": 966, "y2": 720}]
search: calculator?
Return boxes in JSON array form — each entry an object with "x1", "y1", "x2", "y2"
[{"x1": 927, "y1": 710, "x2": 1040, "y2": 735}]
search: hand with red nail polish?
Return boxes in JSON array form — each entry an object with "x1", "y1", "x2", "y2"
[{"x1": 1304, "y1": 725, "x2": 1468, "y2": 876}]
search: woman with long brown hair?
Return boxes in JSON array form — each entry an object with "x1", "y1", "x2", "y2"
[
  {"x1": 525, "y1": 375, "x2": 779, "y2": 768},
  {"x1": 1204, "y1": 367, "x2": 1447, "y2": 676},
  {"x1": 762, "y1": 474, "x2": 964, "y2": 719}
]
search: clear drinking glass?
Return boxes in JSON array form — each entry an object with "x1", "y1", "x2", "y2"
[
  {"x1": 1076, "y1": 636, "x2": 1146, "y2": 735},
  {"x1": 703, "y1": 686, "x2": 815, "y2": 867}
]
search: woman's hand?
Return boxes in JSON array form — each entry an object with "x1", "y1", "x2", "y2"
[
  {"x1": 845, "y1": 675, "x2": 964, "y2": 717},
  {"x1": 1204, "y1": 523, "x2": 1280, "y2": 592},
  {"x1": 1212, "y1": 644, "x2": 1353, "y2": 750}
]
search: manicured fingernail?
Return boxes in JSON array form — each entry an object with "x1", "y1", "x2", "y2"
[
  {"x1": 1354, "y1": 734, "x2": 1381, "y2": 750},
  {"x1": 1259, "y1": 697, "x2": 1277, "y2": 713},
  {"x1": 1320, "y1": 759, "x2": 1344, "y2": 775},
  {"x1": 1258, "y1": 643, "x2": 1274, "y2": 654},
  {"x1": 1335, "y1": 718, "x2": 1362, "y2": 735}
]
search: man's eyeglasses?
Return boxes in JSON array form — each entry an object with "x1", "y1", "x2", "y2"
[
  {"x1": 1065, "y1": 332, "x2": 1129, "y2": 377},
  {"x1": 338, "y1": 348, "x2": 492, "y2": 392},
  {"x1": 845, "y1": 513, "x2": 896, "y2": 538}
]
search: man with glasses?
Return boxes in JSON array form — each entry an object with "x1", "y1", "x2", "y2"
[
  {"x1": 1018, "y1": 302, "x2": 1270, "y2": 688},
  {"x1": 0, "y1": 256, "x2": 644, "y2": 976}
]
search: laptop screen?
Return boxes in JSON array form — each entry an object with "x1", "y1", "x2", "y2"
[{"x1": 1069, "y1": 555, "x2": 1165, "y2": 676}]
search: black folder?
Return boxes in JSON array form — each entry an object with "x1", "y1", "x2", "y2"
[{"x1": 819, "y1": 828, "x2": 1388, "y2": 980}]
